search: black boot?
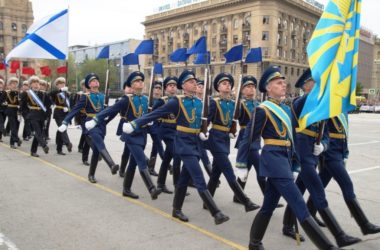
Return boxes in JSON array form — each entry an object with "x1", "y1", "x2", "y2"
[
  {"x1": 229, "y1": 180, "x2": 260, "y2": 212},
  {"x1": 203, "y1": 178, "x2": 219, "y2": 210},
  {"x1": 233, "y1": 178, "x2": 246, "y2": 204},
  {"x1": 301, "y1": 216, "x2": 339, "y2": 250},
  {"x1": 140, "y1": 168, "x2": 161, "y2": 200},
  {"x1": 199, "y1": 190, "x2": 229, "y2": 225},
  {"x1": 148, "y1": 156, "x2": 158, "y2": 176},
  {"x1": 282, "y1": 205, "x2": 305, "y2": 242},
  {"x1": 100, "y1": 149, "x2": 119, "y2": 175},
  {"x1": 249, "y1": 213, "x2": 271, "y2": 250},
  {"x1": 319, "y1": 207, "x2": 361, "y2": 247},
  {"x1": 307, "y1": 197, "x2": 326, "y2": 227},
  {"x1": 119, "y1": 155, "x2": 128, "y2": 178},
  {"x1": 172, "y1": 186, "x2": 189, "y2": 222},
  {"x1": 157, "y1": 163, "x2": 173, "y2": 194},
  {"x1": 346, "y1": 198, "x2": 380, "y2": 235},
  {"x1": 204, "y1": 163, "x2": 212, "y2": 177},
  {"x1": 122, "y1": 168, "x2": 139, "y2": 199},
  {"x1": 88, "y1": 155, "x2": 98, "y2": 183}
]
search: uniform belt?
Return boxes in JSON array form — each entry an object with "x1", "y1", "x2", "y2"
[
  {"x1": 329, "y1": 133, "x2": 346, "y2": 139},
  {"x1": 86, "y1": 113, "x2": 96, "y2": 118},
  {"x1": 28, "y1": 106, "x2": 41, "y2": 110},
  {"x1": 161, "y1": 118, "x2": 176, "y2": 124},
  {"x1": 296, "y1": 128, "x2": 318, "y2": 138},
  {"x1": 55, "y1": 106, "x2": 66, "y2": 109},
  {"x1": 176, "y1": 125, "x2": 200, "y2": 134},
  {"x1": 264, "y1": 139, "x2": 292, "y2": 147},
  {"x1": 212, "y1": 124, "x2": 230, "y2": 132},
  {"x1": 240, "y1": 125, "x2": 247, "y2": 129},
  {"x1": 7, "y1": 104, "x2": 19, "y2": 108}
]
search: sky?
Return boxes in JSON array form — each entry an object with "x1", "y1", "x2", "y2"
[{"x1": 30, "y1": 0, "x2": 379, "y2": 46}]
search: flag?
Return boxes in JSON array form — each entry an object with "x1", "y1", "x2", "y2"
[
  {"x1": 245, "y1": 47, "x2": 262, "y2": 63},
  {"x1": 22, "y1": 67, "x2": 35, "y2": 75},
  {"x1": 187, "y1": 36, "x2": 207, "y2": 55},
  {"x1": 134, "y1": 39, "x2": 154, "y2": 55},
  {"x1": 96, "y1": 45, "x2": 110, "y2": 59},
  {"x1": 194, "y1": 51, "x2": 210, "y2": 65},
  {"x1": 0, "y1": 63, "x2": 5, "y2": 70},
  {"x1": 224, "y1": 44, "x2": 243, "y2": 63},
  {"x1": 40, "y1": 66, "x2": 51, "y2": 76},
  {"x1": 154, "y1": 63, "x2": 163, "y2": 75},
  {"x1": 5, "y1": 9, "x2": 69, "y2": 63},
  {"x1": 57, "y1": 66, "x2": 67, "y2": 74},
  {"x1": 10, "y1": 60, "x2": 20, "y2": 73},
  {"x1": 169, "y1": 48, "x2": 189, "y2": 62},
  {"x1": 299, "y1": 0, "x2": 362, "y2": 129},
  {"x1": 122, "y1": 53, "x2": 139, "y2": 65}
]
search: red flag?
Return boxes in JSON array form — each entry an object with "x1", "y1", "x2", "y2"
[
  {"x1": 40, "y1": 66, "x2": 51, "y2": 76},
  {"x1": 56, "y1": 66, "x2": 67, "y2": 74},
  {"x1": 0, "y1": 63, "x2": 5, "y2": 70},
  {"x1": 22, "y1": 67, "x2": 36, "y2": 75},
  {"x1": 10, "y1": 60, "x2": 20, "y2": 70}
]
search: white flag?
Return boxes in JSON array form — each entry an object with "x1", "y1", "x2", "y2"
[{"x1": 6, "y1": 9, "x2": 68, "y2": 63}]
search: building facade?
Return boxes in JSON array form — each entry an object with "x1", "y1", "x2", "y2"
[
  {"x1": 0, "y1": 0, "x2": 33, "y2": 61},
  {"x1": 372, "y1": 37, "x2": 380, "y2": 99},
  {"x1": 358, "y1": 28, "x2": 375, "y2": 95},
  {"x1": 143, "y1": 0, "x2": 324, "y2": 94}
]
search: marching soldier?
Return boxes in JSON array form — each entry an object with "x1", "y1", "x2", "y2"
[
  {"x1": 20, "y1": 81, "x2": 32, "y2": 141},
  {"x1": 0, "y1": 79, "x2": 6, "y2": 142},
  {"x1": 123, "y1": 70, "x2": 229, "y2": 225},
  {"x1": 281, "y1": 69, "x2": 360, "y2": 247},
  {"x1": 58, "y1": 73, "x2": 119, "y2": 183},
  {"x1": 205, "y1": 73, "x2": 259, "y2": 212},
  {"x1": 86, "y1": 71, "x2": 161, "y2": 200},
  {"x1": 50, "y1": 77, "x2": 73, "y2": 155},
  {"x1": 5, "y1": 77, "x2": 22, "y2": 148},
  {"x1": 234, "y1": 76, "x2": 266, "y2": 202},
  {"x1": 236, "y1": 66, "x2": 339, "y2": 250},
  {"x1": 20, "y1": 76, "x2": 50, "y2": 157},
  {"x1": 39, "y1": 80, "x2": 52, "y2": 141}
]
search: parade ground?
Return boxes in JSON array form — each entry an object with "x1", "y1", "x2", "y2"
[{"x1": 1, "y1": 112, "x2": 380, "y2": 250}]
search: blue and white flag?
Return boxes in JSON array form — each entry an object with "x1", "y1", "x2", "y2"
[
  {"x1": 6, "y1": 9, "x2": 69, "y2": 63},
  {"x1": 28, "y1": 90, "x2": 47, "y2": 112},
  {"x1": 96, "y1": 45, "x2": 110, "y2": 59},
  {"x1": 59, "y1": 92, "x2": 70, "y2": 109}
]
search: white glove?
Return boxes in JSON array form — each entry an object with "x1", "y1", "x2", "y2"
[
  {"x1": 313, "y1": 143, "x2": 324, "y2": 156},
  {"x1": 85, "y1": 120, "x2": 97, "y2": 130},
  {"x1": 58, "y1": 124, "x2": 68, "y2": 132},
  {"x1": 229, "y1": 133, "x2": 236, "y2": 139},
  {"x1": 61, "y1": 87, "x2": 68, "y2": 92},
  {"x1": 147, "y1": 121, "x2": 154, "y2": 126},
  {"x1": 17, "y1": 114, "x2": 22, "y2": 122},
  {"x1": 63, "y1": 107, "x2": 69, "y2": 112},
  {"x1": 293, "y1": 171, "x2": 299, "y2": 180},
  {"x1": 123, "y1": 122, "x2": 135, "y2": 134},
  {"x1": 235, "y1": 168, "x2": 249, "y2": 182},
  {"x1": 199, "y1": 132, "x2": 209, "y2": 141},
  {"x1": 343, "y1": 158, "x2": 348, "y2": 167}
]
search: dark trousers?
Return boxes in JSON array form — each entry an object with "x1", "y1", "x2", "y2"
[
  {"x1": 177, "y1": 155, "x2": 208, "y2": 192},
  {"x1": 0, "y1": 112, "x2": 5, "y2": 138},
  {"x1": 126, "y1": 144, "x2": 148, "y2": 171},
  {"x1": 199, "y1": 145, "x2": 211, "y2": 167},
  {"x1": 260, "y1": 178, "x2": 310, "y2": 222},
  {"x1": 8, "y1": 115, "x2": 19, "y2": 145},
  {"x1": 44, "y1": 115, "x2": 51, "y2": 139},
  {"x1": 149, "y1": 132, "x2": 164, "y2": 159},
  {"x1": 22, "y1": 117, "x2": 32, "y2": 139},
  {"x1": 55, "y1": 116, "x2": 71, "y2": 152},
  {"x1": 247, "y1": 149, "x2": 267, "y2": 191},
  {"x1": 210, "y1": 152, "x2": 236, "y2": 183},
  {"x1": 30, "y1": 119, "x2": 47, "y2": 153}
]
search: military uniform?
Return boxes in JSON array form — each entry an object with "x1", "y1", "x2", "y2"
[
  {"x1": 115, "y1": 97, "x2": 130, "y2": 178},
  {"x1": 0, "y1": 88, "x2": 7, "y2": 142},
  {"x1": 129, "y1": 70, "x2": 229, "y2": 225},
  {"x1": 5, "y1": 89, "x2": 21, "y2": 148},
  {"x1": 236, "y1": 66, "x2": 338, "y2": 250}
]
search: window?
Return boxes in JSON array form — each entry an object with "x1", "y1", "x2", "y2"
[
  {"x1": 262, "y1": 31, "x2": 269, "y2": 41},
  {"x1": 11, "y1": 23, "x2": 17, "y2": 31},
  {"x1": 262, "y1": 47, "x2": 269, "y2": 57},
  {"x1": 0, "y1": 35, "x2": 3, "y2": 42},
  {"x1": 297, "y1": 68, "x2": 300, "y2": 76},
  {"x1": 0, "y1": 22, "x2": 3, "y2": 30},
  {"x1": 285, "y1": 67, "x2": 288, "y2": 75},
  {"x1": 12, "y1": 37, "x2": 18, "y2": 47},
  {"x1": 194, "y1": 29, "x2": 198, "y2": 36},
  {"x1": 263, "y1": 16, "x2": 270, "y2": 25},
  {"x1": 291, "y1": 67, "x2": 294, "y2": 76},
  {"x1": 212, "y1": 37, "x2": 217, "y2": 46},
  {"x1": 243, "y1": 65, "x2": 248, "y2": 74},
  {"x1": 233, "y1": 35, "x2": 239, "y2": 44},
  {"x1": 22, "y1": 24, "x2": 27, "y2": 33},
  {"x1": 233, "y1": 19, "x2": 239, "y2": 29},
  {"x1": 212, "y1": 23, "x2": 217, "y2": 33}
]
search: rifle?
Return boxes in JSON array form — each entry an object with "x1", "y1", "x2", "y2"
[
  {"x1": 229, "y1": 74, "x2": 243, "y2": 137},
  {"x1": 147, "y1": 67, "x2": 155, "y2": 112},
  {"x1": 200, "y1": 68, "x2": 210, "y2": 134},
  {"x1": 104, "y1": 60, "x2": 110, "y2": 106}
]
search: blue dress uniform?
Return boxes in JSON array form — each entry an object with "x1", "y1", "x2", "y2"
[
  {"x1": 62, "y1": 73, "x2": 119, "y2": 183},
  {"x1": 50, "y1": 86, "x2": 73, "y2": 154},
  {"x1": 234, "y1": 76, "x2": 266, "y2": 202},
  {"x1": 281, "y1": 69, "x2": 361, "y2": 247},
  {"x1": 20, "y1": 87, "x2": 51, "y2": 156},
  {"x1": 236, "y1": 66, "x2": 338, "y2": 250},
  {"x1": 147, "y1": 81, "x2": 165, "y2": 176},
  {"x1": 154, "y1": 76, "x2": 181, "y2": 194},
  {"x1": 115, "y1": 97, "x2": 130, "y2": 178},
  {"x1": 206, "y1": 73, "x2": 259, "y2": 212},
  {"x1": 311, "y1": 115, "x2": 380, "y2": 236},
  {"x1": 4, "y1": 87, "x2": 22, "y2": 148},
  {"x1": 130, "y1": 70, "x2": 229, "y2": 225},
  {"x1": 94, "y1": 71, "x2": 161, "y2": 200}
]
